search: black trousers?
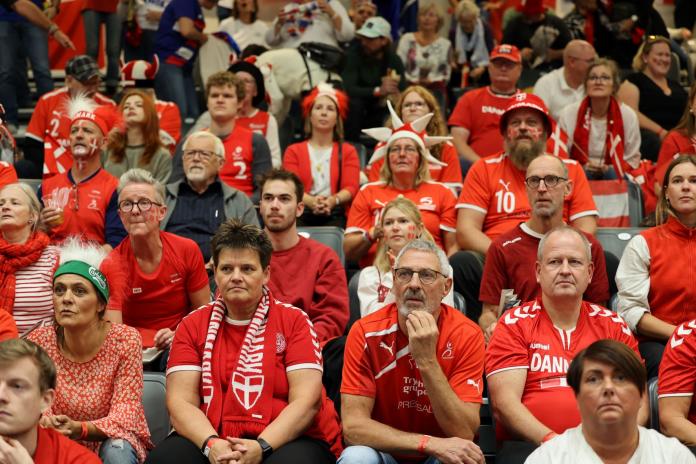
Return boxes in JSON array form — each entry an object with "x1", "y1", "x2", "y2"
[
  {"x1": 145, "y1": 433, "x2": 335, "y2": 464},
  {"x1": 495, "y1": 441, "x2": 538, "y2": 464},
  {"x1": 449, "y1": 250, "x2": 485, "y2": 324},
  {"x1": 639, "y1": 340, "x2": 666, "y2": 380}
]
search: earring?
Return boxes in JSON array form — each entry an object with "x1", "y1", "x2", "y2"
[{"x1": 28, "y1": 219, "x2": 33, "y2": 224}]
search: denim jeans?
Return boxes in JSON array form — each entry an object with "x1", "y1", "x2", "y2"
[
  {"x1": 82, "y1": 10, "x2": 122, "y2": 88},
  {"x1": 154, "y1": 61, "x2": 199, "y2": 122},
  {"x1": 99, "y1": 438, "x2": 138, "y2": 464},
  {"x1": 0, "y1": 20, "x2": 54, "y2": 124},
  {"x1": 337, "y1": 445, "x2": 442, "y2": 464}
]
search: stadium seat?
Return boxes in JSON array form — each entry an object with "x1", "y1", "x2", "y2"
[
  {"x1": 595, "y1": 228, "x2": 646, "y2": 262},
  {"x1": 297, "y1": 226, "x2": 345, "y2": 265},
  {"x1": 648, "y1": 376, "x2": 659, "y2": 431},
  {"x1": 626, "y1": 179, "x2": 644, "y2": 227},
  {"x1": 453, "y1": 291, "x2": 467, "y2": 317},
  {"x1": 347, "y1": 270, "x2": 361, "y2": 334},
  {"x1": 18, "y1": 178, "x2": 41, "y2": 194},
  {"x1": 142, "y1": 372, "x2": 170, "y2": 447},
  {"x1": 349, "y1": 142, "x2": 368, "y2": 170}
]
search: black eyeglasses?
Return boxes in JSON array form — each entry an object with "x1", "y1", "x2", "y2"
[
  {"x1": 525, "y1": 175, "x2": 567, "y2": 189},
  {"x1": 118, "y1": 199, "x2": 162, "y2": 213},
  {"x1": 183, "y1": 149, "x2": 215, "y2": 160},
  {"x1": 393, "y1": 267, "x2": 446, "y2": 285}
]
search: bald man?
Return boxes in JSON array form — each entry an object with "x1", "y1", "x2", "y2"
[{"x1": 532, "y1": 40, "x2": 596, "y2": 121}]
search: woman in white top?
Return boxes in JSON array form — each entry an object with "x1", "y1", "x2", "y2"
[
  {"x1": 559, "y1": 58, "x2": 641, "y2": 180},
  {"x1": 266, "y1": 0, "x2": 354, "y2": 49},
  {"x1": 453, "y1": 0, "x2": 489, "y2": 84},
  {"x1": 358, "y1": 197, "x2": 454, "y2": 316},
  {"x1": 218, "y1": 0, "x2": 269, "y2": 52},
  {"x1": 397, "y1": 1, "x2": 454, "y2": 105},
  {"x1": 0, "y1": 183, "x2": 58, "y2": 335}
]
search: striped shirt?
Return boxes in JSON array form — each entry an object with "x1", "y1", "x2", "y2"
[{"x1": 13, "y1": 246, "x2": 59, "y2": 335}]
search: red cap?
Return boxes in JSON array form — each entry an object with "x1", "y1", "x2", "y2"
[
  {"x1": 520, "y1": 0, "x2": 544, "y2": 16},
  {"x1": 500, "y1": 92, "x2": 552, "y2": 134},
  {"x1": 490, "y1": 44, "x2": 521, "y2": 63},
  {"x1": 71, "y1": 105, "x2": 122, "y2": 136}
]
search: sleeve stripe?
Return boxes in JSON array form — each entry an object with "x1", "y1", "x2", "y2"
[
  {"x1": 345, "y1": 226, "x2": 367, "y2": 235},
  {"x1": 286, "y1": 363, "x2": 323, "y2": 373},
  {"x1": 658, "y1": 393, "x2": 694, "y2": 399},
  {"x1": 166, "y1": 365, "x2": 202, "y2": 375},
  {"x1": 456, "y1": 203, "x2": 487, "y2": 214},
  {"x1": 25, "y1": 132, "x2": 43, "y2": 142},
  {"x1": 569, "y1": 210, "x2": 599, "y2": 221},
  {"x1": 486, "y1": 365, "x2": 529, "y2": 378},
  {"x1": 440, "y1": 225, "x2": 456, "y2": 233}
]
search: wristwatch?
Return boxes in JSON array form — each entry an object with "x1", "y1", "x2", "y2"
[
  {"x1": 201, "y1": 434, "x2": 220, "y2": 458},
  {"x1": 256, "y1": 437, "x2": 274, "y2": 459}
]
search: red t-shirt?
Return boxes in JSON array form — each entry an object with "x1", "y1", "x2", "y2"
[
  {"x1": 108, "y1": 231, "x2": 209, "y2": 346},
  {"x1": 480, "y1": 223, "x2": 610, "y2": 306},
  {"x1": 342, "y1": 303, "x2": 485, "y2": 462},
  {"x1": 346, "y1": 181, "x2": 457, "y2": 265},
  {"x1": 655, "y1": 131, "x2": 696, "y2": 187},
  {"x1": 40, "y1": 169, "x2": 119, "y2": 245},
  {"x1": 0, "y1": 310, "x2": 18, "y2": 341},
  {"x1": 167, "y1": 298, "x2": 342, "y2": 456},
  {"x1": 0, "y1": 161, "x2": 18, "y2": 188},
  {"x1": 448, "y1": 87, "x2": 520, "y2": 158},
  {"x1": 34, "y1": 426, "x2": 101, "y2": 464},
  {"x1": 659, "y1": 319, "x2": 696, "y2": 425},
  {"x1": 366, "y1": 142, "x2": 463, "y2": 191},
  {"x1": 219, "y1": 125, "x2": 255, "y2": 197},
  {"x1": 25, "y1": 88, "x2": 115, "y2": 178},
  {"x1": 155, "y1": 100, "x2": 182, "y2": 153},
  {"x1": 457, "y1": 153, "x2": 598, "y2": 240},
  {"x1": 486, "y1": 298, "x2": 640, "y2": 440},
  {"x1": 237, "y1": 110, "x2": 270, "y2": 136}
]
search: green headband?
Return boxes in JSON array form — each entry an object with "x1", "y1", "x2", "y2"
[{"x1": 53, "y1": 261, "x2": 109, "y2": 301}]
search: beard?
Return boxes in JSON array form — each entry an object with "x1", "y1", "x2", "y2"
[
  {"x1": 185, "y1": 166, "x2": 208, "y2": 183},
  {"x1": 507, "y1": 138, "x2": 546, "y2": 169},
  {"x1": 397, "y1": 288, "x2": 430, "y2": 317}
]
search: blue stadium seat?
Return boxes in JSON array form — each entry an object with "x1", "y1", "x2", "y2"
[
  {"x1": 648, "y1": 376, "x2": 660, "y2": 431},
  {"x1": 142, "y1": 372, "x2": 170, "y2": 447}
]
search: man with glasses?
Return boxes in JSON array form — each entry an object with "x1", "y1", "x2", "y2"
[
  {"x1": 339, "y1": 239, "x2": 485, "y2": 464},
  {"x1": 533, "y1": 40, "x2": 596, "y2": 121},
  {"x1": 478, "y1": 154, "x2": 609, "y2": 342},
  {"x1": 486, "y1": 226, "x2": 641, "y2": 464},
  {"x1": 162, "y1": 131, "x2": 258, "y2": 266},
  {"x1": 450, "y1": 93, "x2": 597, "y2": 320},
  {"x1": 108, "y1": 168, "x2": 210, "y2": 364}
]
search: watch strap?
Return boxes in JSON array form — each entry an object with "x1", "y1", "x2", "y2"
[{"x1": 256, "y1": 437, "x2": 273, "y2": 458}]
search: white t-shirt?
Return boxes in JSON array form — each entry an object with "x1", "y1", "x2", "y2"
[
  {"x1": 136, "y1": 0, "x2": 171, "y2": 31},
  {"x1": 525, "y1": 425, "x2": 696, "y2": 464},
  {"x1": 308, "y1": 144, "x2": 333, "y2": 196},
  {"x1": 558, "y1": 100, "x2": 641, "y2": 169},
  {"x1": 532, "y1": 67, "x2": 585, "y2": 121},
  {"x1": 218, "y1": 18, "x2": 270, "y2": 51}
]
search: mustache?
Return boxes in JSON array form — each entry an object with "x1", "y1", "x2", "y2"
[{"x1": 403, "y1": 288, "x2": 425, "y2": 301}]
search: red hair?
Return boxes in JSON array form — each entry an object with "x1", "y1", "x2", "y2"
[{"x1": 108, "y1": 89, "x2": 163, "y2": 166}]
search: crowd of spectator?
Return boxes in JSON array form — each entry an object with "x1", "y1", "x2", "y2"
[{"x1": 3, "y1": 0, "x2": 696, "y2": 463}]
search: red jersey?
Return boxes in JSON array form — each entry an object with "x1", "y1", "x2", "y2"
[
  {"x1": 168, "y1": 297, "x2": 342, "y2": 456},
  {"x1": 0, "y1": 161, "x2": 18, "y2": 187},
  {"x1": 486, "y1": 299, "x2": 639, "y2": 440},
  {"x1": 457, "y1": 152, "x2": 598, "y2": 240},
  {"x1": 25, "y1": 88, "x2": 115, "y2": 178},
  {"x1": 34, "y1": 426, "x2": 101, "y2": 464},
  {"x1": 346, "y1": 180, "x2": 457, "y2": 264},
  {"x1": 366, "y1": 142, "x2": 463, "y2": 191},
  {"x1": 342, "y1": 303, "x2": 485, "y2": 462},
  {"x1": 656, "y1": 131, "x2": 696, "y2": 187},
  {"x1": 108, "y1": 231, "x2": 209, "y2": 347},
  {"x1": 448, "y1": 87, "x2": 520, "y2": 158},
  {"x1": 283, "y1": 141, "x2": 361, "y2": 198},
  {"x1": 40, "y1": 169, "x2": 119, "y2": 245},
  {"x1": 480, "y1": 223, "x2": 609, "y2": 306},
  {"x1": 155, "y1": 99, "x2": 181, "y2": 153},
  {"x1": 237, "y1": 109, "x2": 270, "y2": 136},
  {"x1": 219, "y1": 124, "x2": 255, "y2": 197},
  {"x1": 659, "y1": 319, "x2": 696, "y2": 425}
]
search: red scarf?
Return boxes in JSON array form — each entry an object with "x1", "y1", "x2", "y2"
[
  {"x1": 201, "y1": 287, "x2": 276, "y2": 438},
  {"x1": 570, "y1": 96, "x2": 630, "y2": 178},
  {"x1": 0, "y1": 232, "x2": 50, "y2": 314}
]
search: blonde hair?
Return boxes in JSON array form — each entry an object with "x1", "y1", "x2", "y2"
[
  {"x1": 455, "y1": 0, "x2": 479, "y2": 19},
  {"x1": 394, "y1": 85, "x2": 448, "y2": 159},
  {"x1": 418, "y1": 0, "x2": 445, "y2": 32},
  {"x1": 631, "y1": 35, "x2": 671, "y2": 72},
  {"x1": 374, "y1": 197, "x2": 434, "y2": 274},
  {"x1": 0, "y1": 182, "x2": 42, "y2": 232}
]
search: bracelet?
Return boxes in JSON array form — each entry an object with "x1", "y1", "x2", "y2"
[
  {"x1": 417, "y1": 434, "x2": 431, "y2": 454},
  {"x1": 48, "y1": 23, "x2": 59, "y2": 36},
  {"x1": 334, "y1": 195, "x2": 341, "y2": 206},
  {"x1": 540, "y1": 431, "x2": 557, "y2": 443},
  {"x1": 79, "y1": 421, "x2": 89, "y2": 440},
  {"x1": 200, "y1": 434, "x2": 220, "y2": 454}
]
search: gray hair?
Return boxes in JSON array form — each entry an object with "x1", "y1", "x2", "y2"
[
  {"x1": 0, "y1": 182, "x2": 42, "y2": 232},
  {"x1": 118, "y1": 168, "x2": 165, "y2": 204},
  {"x1": 183, "y1": 130, "x2": 225, "y2": 160},
  {"x1": 537, "y1": 225, "x2": 592, "y2": 262},
  {"x1": 394, "y1": 239, "x2": 450, "y2": 277},
  {"x1": 455, "y1": 0, "x2": 479, "y2": 18}
]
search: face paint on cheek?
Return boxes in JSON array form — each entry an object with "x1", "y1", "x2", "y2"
[
  {"x1": 527, "y1": 127, "x2": 543, "y2": 142},
  {"x1": 506, "y1": 126, "x2": 520, "y2": 140},
  {"x1": 406, "y1": 224, "x2": 417, "y2": 241}
]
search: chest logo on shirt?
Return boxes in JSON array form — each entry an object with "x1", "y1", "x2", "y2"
[
  {"x1": 498, "y1": 180, "x2": 511, "y2": 192},
  {"x1": 418, "y1": 197, "x2": 436, "y2": 212},
  {"x1": 170, "y1": 273, "x2": 182, "y2": 284},
  {"x1": 276, "y1": 332, "x2": 286, "y2": 354},
  {"x1": 530, "y1": 353, "x2": 569, "y2": 374},
  {"x1": 87, "y1": 190, "x2": 103, "y2": 211},
  {"x1": 441, "y1": 341, "x2": 454, "y2": 359},
  {"x1": 232, "y1": 146, "x2": 243, "y2": 159},
  {"x1": 379, "y1": 341, "x2": 394, "y2": 356},
  {"x1": 132, "y1": 288, "x2": 142, "y2": 294}
]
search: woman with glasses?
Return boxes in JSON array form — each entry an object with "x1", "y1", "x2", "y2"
[
  {"x1": 365, "y1": 85, "x2": 462, "y2": 192},
  {"x1": 616, "y1": 155, "x2": 696, "y2": 379},
  {"x1": 559, "y1": 58, "x2": 640, "y2": 180},
  {"x1": 27, "y1": 239, "x2": 152, "y2": 463},
  {"x1": 107, "y1": 168, "x2": 209, "y2": 370},
  {"x1": 283, "y1": 84, "x2": 360, "y2": 227},
  {"x1": 655, "y1": 82, "x2": 696, "y2": 185},
  {"x1": 358, "y1": 197, "x2": 454, "y2": 316},
  {"x1": 104, "y1": 89, "x2": 172, "y2": 184},
  {"x1": 618, "y1": 35, "x2": 688, "y2": 162},
  {"x1": 344, "y1": 102, "x2": 458, "y2": 266},
  {"x1": 0, "y1": 182, "x2": 59, "y2": 335}
]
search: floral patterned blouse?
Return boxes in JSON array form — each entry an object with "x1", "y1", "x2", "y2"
[
  {"x1": 396, "y1": 32, "x2": 453, "y2": 85},
  {"x1": 28, "y1": 323, "x2": 152, "y2": 463}
]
